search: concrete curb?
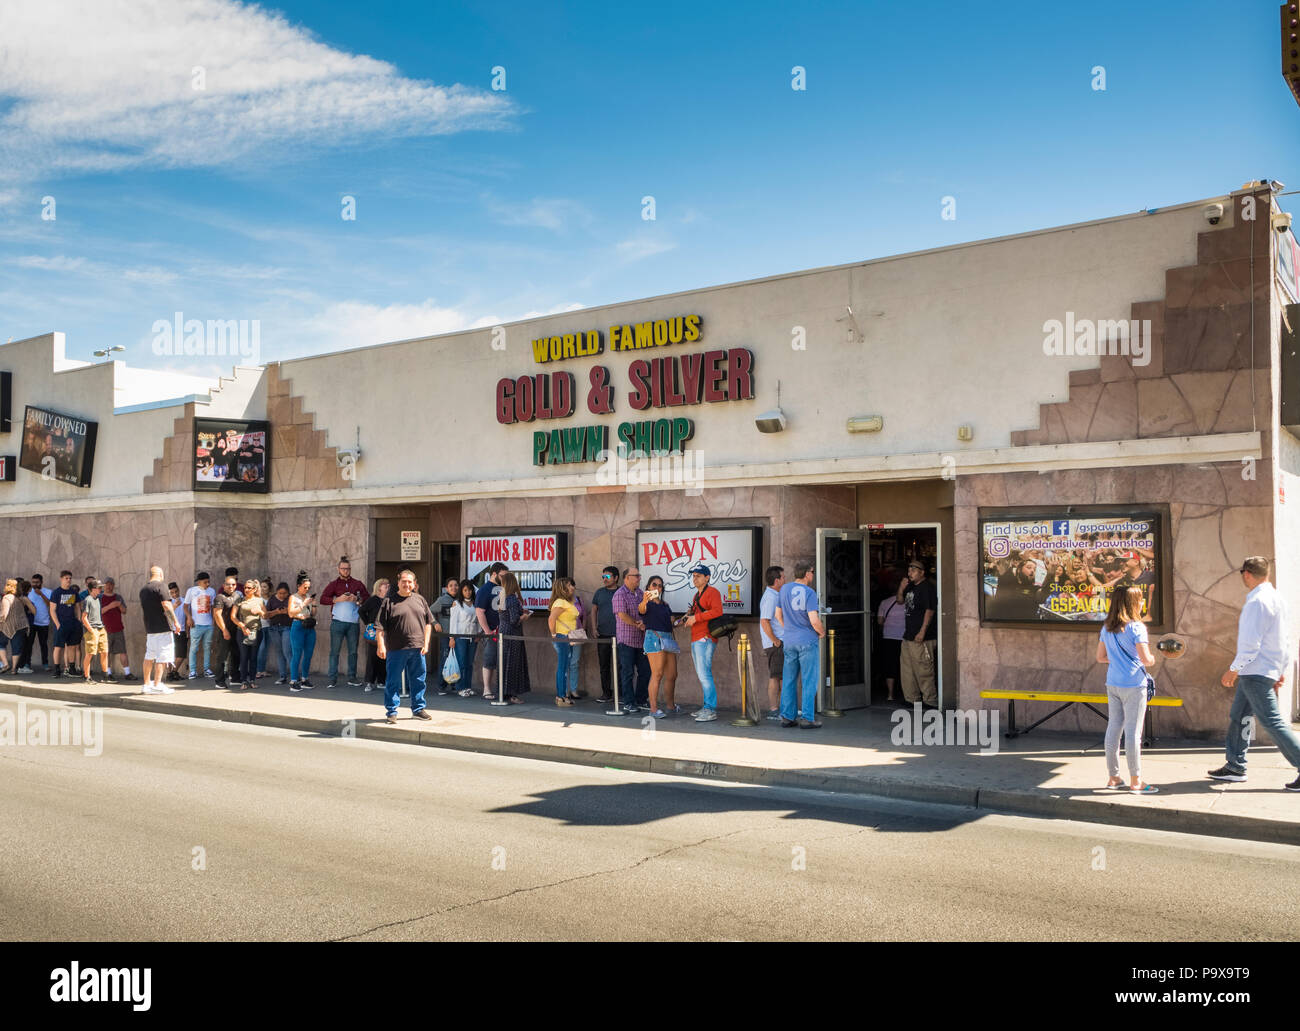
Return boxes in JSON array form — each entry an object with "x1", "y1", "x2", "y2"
[{"x1": 12, "y1": 682, "x2": 1299, "y2": 846}]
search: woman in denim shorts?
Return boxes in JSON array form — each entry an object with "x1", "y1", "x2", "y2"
[{"x1": 639, "y1": 575, "x2": 681, "y2": 718}]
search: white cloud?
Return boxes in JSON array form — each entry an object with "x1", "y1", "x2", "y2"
[
  {"x1": 11, "y1": 255, "x2": 86, "y2": 271},
  {"x1": 0, "y1": 0, "x2": 515, "y2": 180},
  {"x1": 483, "y1": 196, "x2": 593, "y2": 232},
  {"x1": 615, "y1": 235, "x2": 677, "y2": 262}
]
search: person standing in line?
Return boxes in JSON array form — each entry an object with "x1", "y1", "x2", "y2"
[
  {"x1": 375, "y1": 568, "x2": 434, "y2": 724},
  {"x1": 612, "y1": 567, "x2": 650, "y2": 713},
  {"x1": 288, "y1": 572, "x2": 318, "y2": 692},
  {"x1": 590, "y1": 566, "x2": 620, "y2": 702},
  {"x1": 79, "y1": 579, "x2": 111, "y2": 683},
  {"x1": 210, "y1": 574, "x2": 243, "y2": 689},
  {"x1": 449, "y1": 580, "x2": 479, "y2": 698},
  {"x1": 776, "y1": 562, "x2": 825, "y2": 729},
  {"x1": 262, "y1": 582, "x2": 293, "y2": 685},
  {"x1": 75, "y1": 575, "x2": 97, "y2": 676},
  {"x1": 565, "y1": 586, "x2": 589, "y2": 699},
  {"x1": 230, "y1": 578, "x2": 266, "y2": 690},
  {"x1": 358, "y1": 578, "x2": 389, "y2": 694},
  {"x1": 639, "y1": 574, "x2": 681, "y2": 718},
  {"x1": 497, "y1": 571, "x2": 532, "y2": 704},
  {"x1": 1208, "y1": 556, "x2": 1300, "y2": 791},
  {"x1": 876, "y1": 576, "x2": 907, "y2": 703},
  {"x1": 321, "y1": 556, "x2": 368, "y2": 689},
  {"x1": 900, "y1": 560, "x2": 939, "y2": 709},
  {"x1": 49, "y1": 570, "x2": 82, "y2": 680},
  {"x1": 474, "y1": 562, "x2": 509, "y2": 701},
  {"x1": 683, "y1": 563, "x2": 724, "y2": 723},
  {"x1": 20, "y1": 573, "x2": 51, "y2": 673},
  {"x1": 0, "y1": 579, "x2": 30, "y2": 675},
  {"x1": 255, "y1": 578, "x2": 273, "y2": 679},
  {"x1": 184, "y1": 572, "x2": 216, "y2": 679},
  {"x1": 99, "y1": 578, "x2": 135, "y2": 682},
  {"x1": 429, "y1": 577, "x2": 458, "y2": 695},
  {"x1": 549, "y1": 577, "x2": 581, "y2": 707},
  {"x1": 758, "y1": 565, "x2": 785, "y2": 721},
  {"x1": 166, "y1": 581, "x2": 188, "y2": 682},
  {"x1": 138, "y1": 566, "x2": 179, "y2": 695},
  {"x1": 1097, "y1": 586, "x2": 1159, "y2": 794}
]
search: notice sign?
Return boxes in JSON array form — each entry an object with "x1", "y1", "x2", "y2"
[
  {"x1": 400, "y1": 530, "x2": 421, "y2": 561},
  {"x1": 465, "y1": 533, "x2": 568, "y2": 610},
  {"x1": 979, "y1": 513, "x2": 1161, "y2": 625},
  {"x1": 0, "y1": 455, "x2": 14, "y2": 482},
  {"x1": 636, "y1": 526, "x2": 761, "y2": 616}
]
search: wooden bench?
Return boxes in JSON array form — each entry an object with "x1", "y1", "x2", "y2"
[{"x1": 980, "y1": 689, "x2": 1184, "y2": 743}]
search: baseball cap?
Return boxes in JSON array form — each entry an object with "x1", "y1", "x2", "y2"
[{"x1": 688, "y1": 564, "x2": 711, "y2": 576}]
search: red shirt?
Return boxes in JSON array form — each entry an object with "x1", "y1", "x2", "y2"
[
  {"x1": 690, "y1": 586, "x2": 724, "y2": 642},
  {"x1": 100, "y1": 593, "x2": 125, "y2": 634},
  {"x1": 321, "y1": 577, "x2": 370, "y2": 606}
]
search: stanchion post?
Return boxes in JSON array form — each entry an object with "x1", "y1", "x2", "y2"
[
  {"x1": 606, "y1": 636, "x2": 625, "y2": 716},
  {"x1": 823, "y1": 627, "x2": 844, "y2": 717},
  {"x1": 731, "y1": 632, "x2": 757, "y2": 726},
  {"x1": 490, "y1": 631, "x2": 508, "y2": 706}
]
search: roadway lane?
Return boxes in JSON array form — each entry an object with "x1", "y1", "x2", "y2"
[{"x1": 1, "y1": 693, "x2": 1296, "y2": 940}]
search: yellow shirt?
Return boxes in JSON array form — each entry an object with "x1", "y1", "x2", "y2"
[{"x1": 551, "y1": 598, "x2": 579, "y2": 635}]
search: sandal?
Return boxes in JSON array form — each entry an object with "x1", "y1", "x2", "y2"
[
  {"x1": 508, "y1": 695, "x2": 525, "y2": 705},
  {"x1": 1130, "y1": 783, "x2": 1159, "y2": 794},
  {"x1": 1104, "y1": 779, "x2": 1126, "y2": 790},
  {"x1": 457, "y1": 688, "x2": 475, "y2": 697}
]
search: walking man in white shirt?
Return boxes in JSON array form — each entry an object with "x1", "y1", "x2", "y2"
[{"x1": 1208, "y1": 556, "x2": 1300, "y2": 790}]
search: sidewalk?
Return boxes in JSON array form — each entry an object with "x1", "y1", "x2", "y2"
[{"x1": 4, "y1": 672, "x2": 1298, "y2": 845}]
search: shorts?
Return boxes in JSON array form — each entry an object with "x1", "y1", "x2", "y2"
[
  {"x1": 53, "y1": 622, "x2": 81, "y2": 648},
  {"x1": 107, "y1": 630, "x2": 127, "y2": 655},
  {"x1": 766, "y1": 644, "x2": 784, "y2": 677},
  {"x1": 643, "y1": 629, "x2": 680, "y2": 655},
  {"x1": 83, "y1": 627, "x2": 108, "y2": 655},
  {"x1": 482, "y1": 637, "x2": 499, "y2": 670},
  {"x1": 0, "y1": 631, "x2": 7, "y2": 649},
  {"x1": 144, "y1": 632, "x2": 175, "y2": 664}
]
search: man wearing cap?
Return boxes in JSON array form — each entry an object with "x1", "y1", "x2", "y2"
[
  {"x1": 900, "y1": 559, "x2": 939, "y2": 708},
  {"x1": 184, "y1": 572, "x2": 216, "y2": 678},
  {"x1": 683, "y1": 564, "x2": 724, "y2": 722},
  {"x1": 1208, "y1": 556, "x2": 1300, "y2": 791},
  {"x1": 99, "y1": 577, "x2": 135, "y2": 681}
]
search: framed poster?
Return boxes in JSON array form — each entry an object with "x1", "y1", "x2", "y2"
[
  {"x1": 636, "y1": 525, "x2": 762, "y2": 616},
  {"x1": 194, "y1": 418, "x2": 269, "y2": 493},
  {"x1": 978, "y1": 510, "x2": 1163, "y2": 626},
  {"x1": 18, "y1": 405, "x2": 99, "y2": 487},
  {"x1": 464, "y1": 532, "x2": 569, "y2": 610}
]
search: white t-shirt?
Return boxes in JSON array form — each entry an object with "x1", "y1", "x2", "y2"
[
  {"x1": 759, "y1": 586, "x2": 784, "y2": 649},
  {"x1": 185, "y1": 585, "x2": 216, "y2": 626}
]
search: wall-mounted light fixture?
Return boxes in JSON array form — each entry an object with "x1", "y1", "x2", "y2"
[{"x1": 846, "y1": 415, "x2": 883, "y2": 433}]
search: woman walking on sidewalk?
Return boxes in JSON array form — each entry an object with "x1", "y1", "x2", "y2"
[{"x1": 1097, "y1": 586, "x2": 1158, "y2": 794}]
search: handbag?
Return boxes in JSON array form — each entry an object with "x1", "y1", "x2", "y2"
[
  {"x1": 442, "y1": 648, "x2": 461, "y2": 684},
  {"x1": 568, "y1": 627, "x2": 588, "y2": 641},
  {"x1": 363, "y1": 622, "x2": 378, "y2": 642},
  {"x1": 691, "y1": 588, "x2": 737, "y2": 641}
]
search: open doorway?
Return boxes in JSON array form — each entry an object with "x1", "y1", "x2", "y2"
[{"x1": 866, "y1": 524, "x2": 940, "y2": 708}]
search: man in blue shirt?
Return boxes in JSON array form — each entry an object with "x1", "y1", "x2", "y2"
[
  {"x1": 776, "y1": 562, "x2": 825, "y2": 729},
  {"x1": 475, "y1": 562, "x2": 509, "y2": 698},
  {"x1": 1209, "y1": 556, "x2": 1300, "y2": 790},
  {"x1": 758, "y1": 565, "x2": 785, "y2": 721}
]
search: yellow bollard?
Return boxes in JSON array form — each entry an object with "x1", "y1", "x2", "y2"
[
  {"x1": 730, "y1": 632, "x2": 757, "y2": 727},
  {"x1": 823, "y1": 627, "x2": 844, "y2": 717}
]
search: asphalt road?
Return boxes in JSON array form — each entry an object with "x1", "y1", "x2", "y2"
[{"x1": 1, "y1": 692, "x2": 1297, "y2": 941}]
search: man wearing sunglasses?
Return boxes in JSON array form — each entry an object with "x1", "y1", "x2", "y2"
[
  {"x1": 1208, "y1": 556, "x2": 1300, "y2": 790},
  {"x1": 590, "y1": 565, "x2": 621, "y2": 702}
]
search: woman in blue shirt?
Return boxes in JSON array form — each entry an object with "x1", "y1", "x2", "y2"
[{"x1": 1096, "y1": 586, "x2": 1158, "y2": 793}]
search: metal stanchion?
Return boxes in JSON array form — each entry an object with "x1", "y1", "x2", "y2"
[
  {"x1": 731, "y1": 632, "x2": 757, "y2": 727},
  {"x1": 490, "y1": 632, "x2": 508, "y2": 706},
  {"x1": 823, "y1": 627, "x2": 844, "y2": 717},
  {"x1": 606, "y1": 637, "x2": 626, "y2": 716}
]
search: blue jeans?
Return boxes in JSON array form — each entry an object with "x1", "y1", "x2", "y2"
[
  {"x1": 261, "y1": 625, "x2": 290, "y2": 677},
  {"x1": 189, "y1": 624, "x2": 213, "y2": 671},
  {"x1": 781, "y1": 640, "x2": 820, "y2": 722},
  {"x1": 616, "y1": 642, "x2": 650, "y2": 707},
  {"x1": 384, "y1": 647, "x2": 427, "y2": 716},
  {"x1": 1225, "y1": 674, "x2": 1300, "y2": 771},
  {"x1": 328, "y1": 619, "x2": 360, "y2": 681},
  {"x1": 454, "y1": 637, "x2": 477, "y2": 686},
  {"x1": 691, "y1": 637, "x2": 718, "y2": 710},
  {"x1": 289, "y1": 622, "x2": 316, "y2": 682},
  {"x1": 553, "y1": 637, "x2": 572, "y2": 698},
  {"x1": 569, "y1": 640, "x2": 582, "y2": 692}
]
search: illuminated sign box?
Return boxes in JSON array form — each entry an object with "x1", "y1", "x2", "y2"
[
  {"x1": 19, "y1": 405, "x2": 98, "y2": 487},
  {"x1": 636, "y1": 525, "x2": 762, "y2": 617},
  {"x1": 194, "y1": 418, "x2": 270, "y2": 493},
  {"x1": 978, "y1": 510, "x2": 1164, "y2": 627}
]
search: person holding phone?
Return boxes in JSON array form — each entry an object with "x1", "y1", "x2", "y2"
[
  {"x1": 548, "y1": 577, "x2": 581, "y2": 706},
  {"x1": 639, "y1": 575, "x2": 680, "y2": 718},
  {"x1": 288, "y1": 572, "x2": 318, "y2": 691}
]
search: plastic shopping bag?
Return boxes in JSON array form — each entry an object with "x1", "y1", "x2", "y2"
[{"x1": 442, "y1": 647, "x2": 461, "y2": 684}]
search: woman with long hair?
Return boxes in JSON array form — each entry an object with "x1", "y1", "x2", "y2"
[
  {"x1": 638, "y1": 574, "x2": 680, "y2": 717},
  {"x1": 449, "y1": 580, "x2": 480, "y2": 698},
  {"x1": 0, "y1": 578, "x2": 30, "y2": 674},
  {"x1": 548, "y1": 577, "x2": 580, "y2": 706},
  {"x1": 1097, "y1": 585, "x2": 1158, "y2": 794},
  {"x1": 288, "y1": 571, "x2": 318, "y2": 691},
  {"x1": 359, "y1": 577, "x2": 389, "y2": 693},
  {"x1": 230, "y1": 577, "x2": 266, "y2": 690},
  {"x1": 497, "y1": 571, "x2": 530, "y2": 704}
]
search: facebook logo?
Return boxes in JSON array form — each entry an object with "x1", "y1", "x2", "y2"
[{"x1": 1052, "y1": 519, "x2": 1070, "y2": 536}]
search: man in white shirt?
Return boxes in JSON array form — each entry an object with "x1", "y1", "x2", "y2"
[
  {"x1": 1208, "y1": 556, "x2": 1300, "y2": 790},
  {"x1": 184, "y1": 572, "x2": 216, "y2": 679},
  {"x1": 758, "y1": 565, "x2": 785, "y2": 721}
]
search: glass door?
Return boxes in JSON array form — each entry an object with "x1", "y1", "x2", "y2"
[{"x1": 815, "y1": 528, "x2": 869, "y2": 710}]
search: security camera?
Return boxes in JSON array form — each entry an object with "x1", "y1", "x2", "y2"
[
  {"x1": 755, "y1": 409, "x2": 786, "y2": 433},
  {"x1": 336, "y1": 448, "x2": 361, "y2": 467},
  {"x1": 1273, "y1": 211, "x2": 1293, "y2": 233},
  {"x1": 1203, "y1": 202, "x2": 1224, "y2": 226}
]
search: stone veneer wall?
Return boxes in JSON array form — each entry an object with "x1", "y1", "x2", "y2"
[
  {"x1": 968, "y1": 191, "x2": 1277, "y2": 736},
  {"x1": 462, "y1": 485, "x2": 857, "y2": 709}
]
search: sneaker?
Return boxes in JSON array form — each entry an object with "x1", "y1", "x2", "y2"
[
  {"x1": 764, "y1": 709, "x2": 781, "y2": 721},
  {"x1": 413, "y1": 709, "x2": 433, "y2": 721},
  {"x1": 798, "y1": 718, "x2": 823, "y2": 729},
  {"x1": 204, "y1": 669, "x2": 215, "y2": 678},
  {"x1": 289, "y1": 682, "x2": 302, "y2": 693},
  {"x1": 652, "y1": 709, "x2": 667, "y2": 719},
  {"x1": 159, "y1": 685, "x2": 175, "y2": 694},
  {"x1": 123, "y1": 674, "x2": 137, "y2": 682},
  {"x1": 51, "y1": 669, "x2": 61, "y2": 679},
  {"x1": 1207, "y1": 765, "x2": 1247, "y2": 782},
  {"x1": 437, "y1": 687, "x2": 451, "y2": 696},
  {"x1": 275, "y1": 677, "x2": 287, "y2": 686},
  {"x1": 693, "y1": 709, "x2": 717, "y2": 722},
  {"x1": 781, "y1": 718, "x2": 798, "y2": 727},
  {"x1": 385, "y1": 714, "x2": 398, "y2": 724},
  {"x1": 327, "y1": 680, "x2": 337, "y2": 689},
  {"x1": 301, "y1": 681, "x2": 315, "y2": 691},
  {"x1": 104, "y1": 674, "x2": 117, "y2": 684},
  {"x1": 621, "y1": 704, "x2": 640, "y2": 714},
  {"x1": 363, "y1": 684, "x2": 373, "y2": 693},
  {"x1": 348, "y1": 680, "x2": 363, "y2": 688},
  {"x1": 1285, "y1": 775, "x2": 1300, "y2": 792},
  {"x1": 17, "y1": 666, "x2": 32, "y2": 674}
]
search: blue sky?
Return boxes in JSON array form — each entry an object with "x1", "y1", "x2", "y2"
[{"x1": 1, "y1": 0, "x2": 1298, "y2": 389}]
